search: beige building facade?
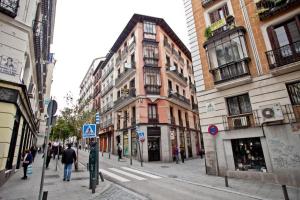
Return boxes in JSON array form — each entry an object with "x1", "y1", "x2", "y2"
[
  {"x1": 0, "y1": 0, "x2": 56, "y2": 185},
  {"x1": 184, "y1": 0, "x2": 300, "y2": 186}
]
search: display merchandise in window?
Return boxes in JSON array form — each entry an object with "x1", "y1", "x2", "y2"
[{"x1": 231, "y1": 137, "x2": 267, "y2": 172}]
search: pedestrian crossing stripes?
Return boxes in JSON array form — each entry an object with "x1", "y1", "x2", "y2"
[
  {"x1": 109, "y1": 168, "x2": 146, "y2": 180},
  {"x1": 100, "y1": 169, "x2": 130, "y2": 182},
  {"x1": 121, "y1": 167, "x2": 162, "y2": 179},
  {"x1": 99, "y1": 167, "x2": 162, "y2": 183}
]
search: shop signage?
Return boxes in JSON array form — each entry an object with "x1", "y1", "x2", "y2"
[
  {"x1": 210, "y1": 18, "x2": 226, "y2": 32},
  {"x1": 0, "y1": 87, "x2": 18, "y2": 103},
  {"x1": 82, "y1": 124, "x2": 97, "y2": 139},
  {"x1": 137, "y1": 130, "x2": 145, "y2": 142},
  {"x1": 0, "y1": 55, "x2": 23, "y2": 84},
  {"x1": 170, "y1": 130, "x2": 175, "y2": 140},
  {"x1": 208, "y1": 124, "x2": 218, "y2": 136},
  {"x1": 206, "y1": 102, "x2": 215, "y2": 112}
]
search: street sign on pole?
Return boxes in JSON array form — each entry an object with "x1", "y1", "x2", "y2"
[
  {"x1": 82, "y1": 124, "x2": 97, "y2": 138},
  {"x1": 208, "y1": 124, "x2": 218, "y2": 136},
  {"x1": 95, "y1": 112, "x2": 100, "y2": 124}
]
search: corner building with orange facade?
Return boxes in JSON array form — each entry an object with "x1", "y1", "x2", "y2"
[
  {"x1": 184, "y1": 0, "x2": 300, "y2": 186},
  {"x1": 98, "y1": 14, "x2": 202, "y2": 162}
]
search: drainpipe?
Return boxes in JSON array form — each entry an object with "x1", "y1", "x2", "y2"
[{"x1": 239, "y1": 0, "x2": 263, "y2": 76}]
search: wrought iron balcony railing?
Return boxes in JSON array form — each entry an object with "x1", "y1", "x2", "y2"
[
  {"x1": 148, "y1": 114, "x2": 159, "y2": 124},
  {"x1": 115, "y1": 62, "x2": 136, "y2": 86},
  {"x1": 145, "y1": 84, "x2": 160, "y2": 95},
  {"x1": 102, "y1": 66, "x2": 114, "y2": 81},
  {"x1": 166, "y1": 67, "x2": 188, "y2": 83},
  {"x1": 144, "y1": 56, "x2": 159, "y2": 67},
  {"x1": 100, "y1": 102, "x2": 113, "y2": 114},
  {"x1": 223, "y1": 113, "x2": 258, "y2": 130},
  {"x1": 211, "y1": 59, "x2": 250, "y2": 84},
  {"x1": 101, "y1": 81, "x2": 113, "y2": 97},
  {"x1": 0, "y1": 0, "x2": 19, "y2": 18},
  {"x1": 168, "y1": 91, "x2": 191, "y2": 106},
  {"x1": 255, "y1": 0, "x2": 300, "y2": 20},
  {"x1": 114, "y1": 88, "x2": 136, "y2": 108},
  {"x1": 266, "y1": 41, "x2": 300, "y2": 70}
]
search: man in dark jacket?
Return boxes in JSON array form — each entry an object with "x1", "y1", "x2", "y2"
[{"x1": 62, "y1": 143, "x2": 76, "y2": 181}]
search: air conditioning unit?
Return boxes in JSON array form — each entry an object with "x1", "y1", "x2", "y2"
[
  {"x1": 260, "y1": 103, "x2": 284, "y2": 123},
  {"x1": 233, "y1": 116, "x2": 248, "y2": 128}
]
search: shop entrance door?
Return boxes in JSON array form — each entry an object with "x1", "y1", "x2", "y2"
[{"x1": 147, "y1": 127, "x2": 161, "y2": 161}]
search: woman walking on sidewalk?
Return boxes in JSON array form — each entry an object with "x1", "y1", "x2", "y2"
[{"x1": 21, "y1": 149, "x2": 33, "y2": 180}]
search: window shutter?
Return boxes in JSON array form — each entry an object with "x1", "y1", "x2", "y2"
[{"x1": 267, "y1": 26, "x2": 279, "y2": 50}]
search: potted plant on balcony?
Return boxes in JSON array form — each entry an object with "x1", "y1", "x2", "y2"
[{"x1": 204, "y1": 26, "x2": 212, "y2": 39}]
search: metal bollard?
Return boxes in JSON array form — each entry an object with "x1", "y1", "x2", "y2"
[
  {"x1": 91, "y1": 178, "x2": 96, "y2": 194},
  {"x1": 42, "y1": 191, "x2": 48, "y2": 200},
  {"x1": 99, "y1": 171, "x2": 104, "y2": 182},
  {"x1": 282, "y1": 185, "x2": 289, "y2": 200},
  {"x1": 225, "y1": 176, "x2": 229, "y2": 187}
]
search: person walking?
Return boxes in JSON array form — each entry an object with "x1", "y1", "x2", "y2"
[
  {"x1": 62, "y1": 143, "x2": 77, "y2": 181},
  {"x1": 199, "y1": 148, "x2": 204, "y2": 159},
  {"x1": 30, "y1": 146, "x2": 37, "y2": 162},
  {"x1": 175, "y1": 146, "x2": 179, "y2": 164},
  {"x1": 117, "y1": 143, "x2": 122, "y2": 161},
  {"x1": 21, "y1": 149, "x2": 33, "y2": 180},
  {"x1": 46, "y1": 143, "x2": 52, "y2": 168},
  {"x1": 180, "y1": 148, "x2": 185, "y2": 163}
]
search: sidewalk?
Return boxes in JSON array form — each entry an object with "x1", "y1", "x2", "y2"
[
  {"x1": 98, "y1": 152, "x2": 300, "y2": 200},
  {"x1": 0, "y1": 153, "x2": 111, "y2": 200}
]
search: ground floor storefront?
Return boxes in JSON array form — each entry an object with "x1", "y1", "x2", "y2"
[
  {"x1": 99, "y1": 125, "x2": 114, "y2": 154},
  {"x1": 0, "y1": 83, "x2": 38, "y2": 186},
  {"x1": 113, "y1": 125, "x2": 201, "y2": 162}
]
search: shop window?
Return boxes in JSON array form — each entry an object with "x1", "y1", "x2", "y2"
[
  {"x1": 231, "y1": 137, "x2": 267, "y2": 172},
  {"x1": 226, "y1": 94, "x2": 252, "y2": 116}
]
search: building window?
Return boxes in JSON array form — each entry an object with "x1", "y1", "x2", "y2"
[
  {"x1": 226, "y1": 94, "x2": 252, "y2": 116},
  {"x1": 231, "y1": 137, "x2": 266, "y2": 172},
  {"x1": 209, "y1": 4, "x2": 229, "y2": 24},
  {"x1": 144, "y1": 21, "x2": 156, "y2": 40},
  {"x1": 176, "y1": 85, "x2": 179, "y2": 93},
  {"x1": 168, "y1": 80, "x2": 172, "y2": 90},
  {"x1": 205, "y1": 28, "x2": 249, "y2": 83},
  {"x1": 144, "y1": 43, "x2": 159, "y2": 66},
  {"x1": 148, "y1": 104, "x2": 158, "y2": 123},
  {"x1": 266, "y1": 16, "x2": 300, "y2": 69},
  {"x1": 287, "y1": 81, "x2": 300, "y2": 105},
  {"x1": 183, "y1": 89, "x2": 186, "y2": 97},
  {"x1": 166, "y1": 55, "x2": 171, "y2": 67}
]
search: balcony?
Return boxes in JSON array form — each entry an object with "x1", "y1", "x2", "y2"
[
  {"x1": 201, "y1": 0, "x2": 219, "y2": 7},
  {"x1": 128, "y1": 37, "x2": 135, "y2": 52},
  {"x1": 168, "y1": 91, "x2": 191, "y2": 107},
  {"x1": 170, "y1": 116, "x2": 176, "y2": 125},
  {"x1": 189, "y1": 82, "x2": 196, "y2": 93},
  {"x1": 121, "y1": 47, "x2": 128, "y2": 60},
  {"x1": 100, "y1": 102, "x2": 113, "y2": 114},
  {"x1": 164, "y1": 40, "x2": 172, "y2": 54},
  {"x1": 101, "y1": 118, "x2": 113, "y2": 129},
  {"x1": 0, "y1": 0, "x2": 19, "y2": 18},
  {"x1": 148, "y1": 114, "x2": 159, "y2": 124},
  {"x1": 116, "y1": 54, "x2": 121, "y2": 66},
  {"x1": 179, "y1": 56, "x2": 185, "y2": 66},
  {"x1": 179, "y1": 119, "x2": 183, "y2": 127},
  {"x1": 172, "y1": 49, "x2": 180, "y2": 61},
  {"x1": 131, "y1": 117, "x2": 136, "y2": 126},
  {"x1": 145, "y1": 84, "x2": 160, "y2": 95},
  {"x1": 166, "y1": 67, "x2": 188, "y2": 87},
  {"x1": 266, "y1": 41, "x2": 300, "y2": 75},
  {"x1": 101, "y1": 66, "x2": 114, "y2": 81},
  {"x1": 33, "y1": 21, "x2": 43, "y2": 60},
  {"x1": 212, "y1": 59, "x2": 252, "y2": 90},
  {"x1": 144, "y1": 56, "x2": 159, "y2": 67},
  {"x1": 114, "y1": 88, "x2": 136, "y2": 109},
  {"x1": 223, "y1": 113, "x2": 258, "y2": 130},
  {"x1": 192, "y1": 103, "x2": 199, "y2": 112},
  {"x1": 115, "y1": 62, "x2": 136, "y2": 88},
  {"x1": 101, "y1": 81, "x2": 113, "y2": 97},
  {"x1": 186, "y1": 121, "x2": 190, "y2": 128},
  {"x1": 255, "y1": 0, "x2": 300, "y2": 20}
]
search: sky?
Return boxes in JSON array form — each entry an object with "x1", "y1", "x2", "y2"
[{"x1": 51, "y1": 0, "x2": 189, "y2": 111}]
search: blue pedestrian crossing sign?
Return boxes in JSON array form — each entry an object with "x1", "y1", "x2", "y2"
[{"x1": 82, "y1": 124, "x2": 97, "y2": 139}]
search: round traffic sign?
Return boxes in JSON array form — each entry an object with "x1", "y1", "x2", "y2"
[
  {"x1": 208, "y1": 125, "x2": 218, "y2": 136},
  {"x1": 47, "y1": 100, "x2": 57, "y2": 116}
]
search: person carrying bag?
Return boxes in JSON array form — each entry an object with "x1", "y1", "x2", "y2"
[{"x1": 21, "y1": 149, "x2": 33, "y2": 180}]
